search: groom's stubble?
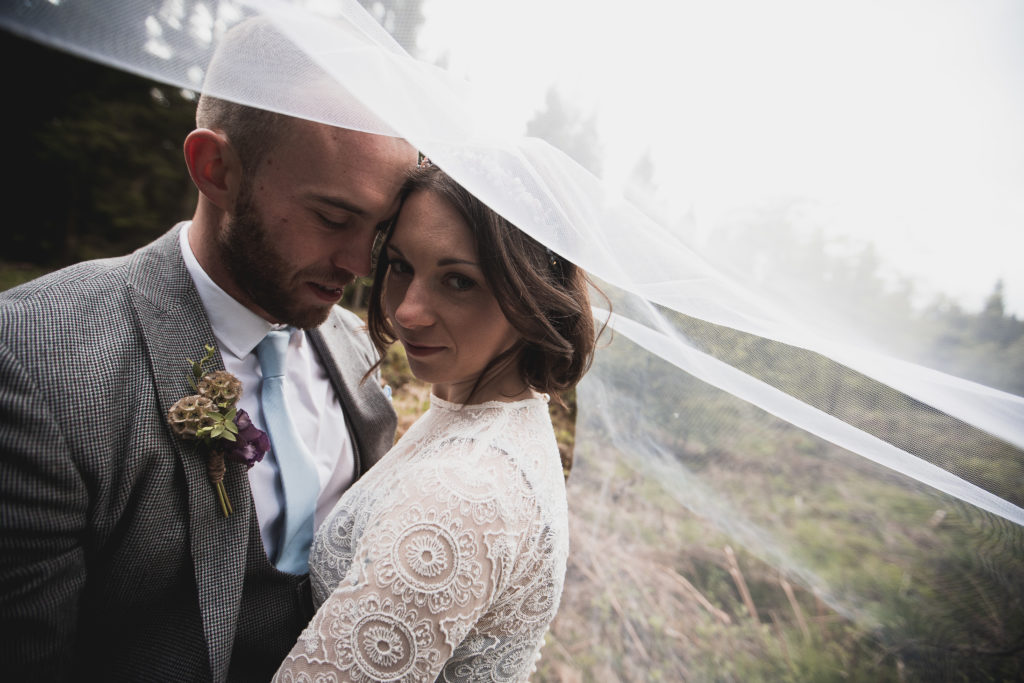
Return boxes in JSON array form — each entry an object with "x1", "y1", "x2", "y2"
[{"x1": 216, "y1": 175, "x2": 354, "y2": 330}]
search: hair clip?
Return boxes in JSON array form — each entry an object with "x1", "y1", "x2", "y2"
[
  {"x1": 545, "y1": 247, "x2": 561, "y2": 269},
  {"x1": 417, "y1": 152, "x2": 432, "y2": 168}
]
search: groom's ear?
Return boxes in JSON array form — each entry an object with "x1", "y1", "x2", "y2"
[{"x1": 183, "y1": 128, "x2": 241, "y2": 211}]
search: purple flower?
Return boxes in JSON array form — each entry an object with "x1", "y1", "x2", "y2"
[{"x1": 225, "y1": 409, "x2": 270, "y2": 469}]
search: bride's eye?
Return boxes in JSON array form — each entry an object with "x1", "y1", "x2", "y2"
[{"x1": 443, "y1": 273, "x2": 476, "y2": 292}]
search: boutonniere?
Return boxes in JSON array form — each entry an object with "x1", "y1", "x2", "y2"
[{"x1": 167, "y1": 344, "x2": 270, "y2": 517}]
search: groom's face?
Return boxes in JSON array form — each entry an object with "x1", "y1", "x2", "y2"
[{"x1": 217, "y1": 120, "x2": 415, "y2": 328}]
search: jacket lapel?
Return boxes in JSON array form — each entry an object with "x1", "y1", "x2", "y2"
[
  {"x1": 309, "y1": 311, "x2": 396, "y2": 477},
  {"x1": 126, "y1": 225, "x2": 251, "y2": 682}
]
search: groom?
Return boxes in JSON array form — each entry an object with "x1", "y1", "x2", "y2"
[{"x1": 0, "y1": 84, "x2": 416, "y2": 680}]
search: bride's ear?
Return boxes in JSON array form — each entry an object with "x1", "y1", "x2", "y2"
[{"x1": 183, "y1": 128, "x2": 241, "y2": 211}]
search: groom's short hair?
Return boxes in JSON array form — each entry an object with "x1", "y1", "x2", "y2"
[
  {"x1": 195, "y1": 94, "x2": 288, "y2": 177},
  {"x1": 194, "y1": 15, "x2": 303, "y2": 177},
  {"x1": 194, "y1": 14, "x2": 390, "y2": 181}
]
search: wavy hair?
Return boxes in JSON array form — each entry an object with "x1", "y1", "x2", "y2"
[{"x1": 366, "y1": 164, "x2": 607, "y2": 405}]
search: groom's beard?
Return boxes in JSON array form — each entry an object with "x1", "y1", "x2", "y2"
[{"x1": 217, "y1": 181, "x2": 347, "y2": 330}]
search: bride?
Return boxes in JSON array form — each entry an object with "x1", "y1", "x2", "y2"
[{"x1": 274, "y1": 162, "x2": 604, "y2": 682}]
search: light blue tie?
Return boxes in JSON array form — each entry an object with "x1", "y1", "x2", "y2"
[{"x1": 256, "y1": 329, "x2": 319, "y2": 574}]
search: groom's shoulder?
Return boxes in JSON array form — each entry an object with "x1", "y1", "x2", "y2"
[
  {"x1": 319, "y1": 305, "x2": 376, "y2": 362},
  {"x1": 327, "y1": 304, "x2": 366, "y2": 334},
  {"x1": 0, "y1": 254, "x2": 134, "y2": 320},
  {"x1": 0, "y1": 227, "x2": 182, "y2": 321},
  {"x1": 0, "y1": 231, "x2": 187, "y2": 355},
  {"x1": 0, "y1": 256, "x2": 139, "y2": 383}
]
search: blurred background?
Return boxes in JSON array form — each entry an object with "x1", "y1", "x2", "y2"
[{"x1": 4, "y1": 1, "x2": 1022, "y2": 397}]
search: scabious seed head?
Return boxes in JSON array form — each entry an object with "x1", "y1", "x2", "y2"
[
  {"x1": 198, "y1": 370, "x2": 243, "y2": 407},
  {"x1": 168, "y1": 394, "x2": 217, "y2": 439}
]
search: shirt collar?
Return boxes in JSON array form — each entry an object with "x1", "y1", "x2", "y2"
[{"x1": 179, "y1": 222, "x2": 283, "y2": 360}]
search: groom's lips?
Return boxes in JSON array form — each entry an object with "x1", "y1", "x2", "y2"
[
  {"x1": 307, "y1": 281, "x2": 347, "y2": 303},
  {"x1": 402, "y1": 340, "x2": 445, "y2": 358}
]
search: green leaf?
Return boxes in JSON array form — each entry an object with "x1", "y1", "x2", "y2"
[
  {"x1": 196, "y1": 344, "x2": 217, "y2": 374},
  {"x1": 186, "y1": 357, "x2": 201, "y2": 391},
  {"x1": 182, "y1": 343, "x2": 221, "y2": 394},
  {"x1": 220, "y1": 431, "x2": 237, "y2": 442}
]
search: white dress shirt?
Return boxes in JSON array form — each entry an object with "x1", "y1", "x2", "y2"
[{"x1": 179, "y1": 224, "x2": 356, "y2": 562}]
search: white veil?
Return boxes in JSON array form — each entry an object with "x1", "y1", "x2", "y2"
[{"x1": 4, "y1": 0, "x2": 1021, "y2": 678}]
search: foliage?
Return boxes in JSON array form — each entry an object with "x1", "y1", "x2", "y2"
[
  {"x1": 527, "y1": 89, "x2": 604, "y2": 176},
  {"x1": 0, "y1": 263, "x2": 52, "y2": 292},
  {"x1": 375, "y1": 320, "x2": 1024, "y2": 681},
  {"x1": 3, "y1": 31, "x2": 197, "y2": 268},
  {"x1": 546, "y1": 320, "x2": 1024, "y2": 681},
  {"x1": 702, "y1": 204, "x2": 1024, "y2": 397},
  {"x1": 921, "y1": 281, "x2": 1024, "y2": 396},
  {"x1": 357, "y1": 0, "x2": 425, "y2": 55}
]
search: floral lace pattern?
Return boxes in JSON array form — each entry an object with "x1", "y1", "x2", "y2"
[{"x1": 274, "y1": 394, "x2": 568, "y2": 682}]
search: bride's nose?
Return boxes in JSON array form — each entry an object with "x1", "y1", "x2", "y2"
[{"x1": 392, "y1": 278, "x2": 434, "y2": 329}]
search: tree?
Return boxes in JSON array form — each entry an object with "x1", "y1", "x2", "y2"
[
  {"x1": 976, "y1": 279, "x2": 1019, "y2": 346},
  {"x1": 4, "y1": 1, "x2": 427, "y2": 272},
  {"x1": 527, "y1": 89, "x2": 603, "y2": 176},
  {"x1": 919, "y1": 280, "x2": 1024, "y2": 395},
  {"x1": 358, "y1": 0, "x2": 425, "y2": 55},
  {"x1": 4, "y1": 30, "x2": 196, "y2": 266}
]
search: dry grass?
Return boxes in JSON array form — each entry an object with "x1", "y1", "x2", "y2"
[
  {"x1": 378, "y1": 346, "x2": 733, "y2": 681},
  {"x1": 376, "y1": 342, "x2": 931, "y2": 682}
]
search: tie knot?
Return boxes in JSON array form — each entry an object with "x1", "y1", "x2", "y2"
[{"x1": 256, "y1": 329, "x2": 291, "y2": 379}]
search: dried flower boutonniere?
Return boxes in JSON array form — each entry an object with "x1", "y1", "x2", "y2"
[{"x1": 167, "y1": 344, "x2": 270, "y2": 517}]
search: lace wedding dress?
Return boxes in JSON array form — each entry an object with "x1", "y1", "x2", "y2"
[{"x1": 274, "y1": 393, "x2": 569, "y2": 683}]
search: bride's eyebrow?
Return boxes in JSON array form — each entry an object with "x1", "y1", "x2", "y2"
[
  {"x1": 438, "y1": 257, "x2": 479, "y2": 268},
  {"x1": 386, "y1": 244, "x2": 479, "y2": 268}
]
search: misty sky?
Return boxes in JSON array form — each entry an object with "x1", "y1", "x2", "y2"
[{"x1": 417, "y1": 0, "x2": 1024, "y2": 315}]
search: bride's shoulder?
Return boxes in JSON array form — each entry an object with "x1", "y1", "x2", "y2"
[{"x1": 388, "y1": 393, "x2": 562, "y2": 492}]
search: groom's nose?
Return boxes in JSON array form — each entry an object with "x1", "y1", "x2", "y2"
[{"x1": 330, "y1": 225, "x2": 375, "y2": 277}]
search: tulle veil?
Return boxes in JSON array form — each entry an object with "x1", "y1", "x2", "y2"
[{"x1": 3, "y1": 0, "x2": 1021, "y2": 679}]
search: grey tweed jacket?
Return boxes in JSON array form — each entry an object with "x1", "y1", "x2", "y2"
[{"x1": 0, "y1": 224, "x2": 397, "y2": 682}]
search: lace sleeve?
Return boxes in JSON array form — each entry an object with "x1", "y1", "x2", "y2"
[{"x1": 273, "y1": 440, "x2": 526, "y2": 682}]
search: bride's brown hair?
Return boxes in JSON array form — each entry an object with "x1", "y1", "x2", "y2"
[{"x1": 366, "y1": 164, "x2": 606, "y2": 405}]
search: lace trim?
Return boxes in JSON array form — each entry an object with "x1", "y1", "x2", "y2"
[{"x1": 274, "y1": 386, "x2": 567, "y2": 683}]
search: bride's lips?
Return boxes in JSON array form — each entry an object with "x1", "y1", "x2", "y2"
[
  {"x1": 402, "y1": 340, "x2": 445, "y2": 358},
  {"x1": 307, "y1": 281, "x2": 346, "y2": 303}
]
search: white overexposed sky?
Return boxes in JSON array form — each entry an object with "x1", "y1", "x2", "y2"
[{"x1": 415, "y1": 0, "x2": 1024, "y2": 315}]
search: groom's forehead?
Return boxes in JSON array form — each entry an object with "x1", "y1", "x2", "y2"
[
  {"x1": 255, "y1": 122, "x2": 413, "y2": 215},
  {"x1": 269, "y1": 118, "x2": 406, "y2": 161}
]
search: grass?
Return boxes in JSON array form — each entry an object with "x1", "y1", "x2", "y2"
[
  {"x1": 521, "y1": 331, "x2": 1024, "y2": 681},
  {"x1": 0, "y1": 261, "x2": 53, "y2": 292},
  {"x1": 8, "y1": 266, "x2": 1017, "y2": 680},
  {"x1": 377, "y1": 344, "x2": 911, "y2": 681}
]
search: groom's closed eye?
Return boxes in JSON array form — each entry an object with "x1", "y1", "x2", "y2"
[
  {"x1": 388, "y1": 258, "x2": 412, "y2": 275},
  {"x1": 315, "y1": 212, "x2": 352, "y2": 230}
]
